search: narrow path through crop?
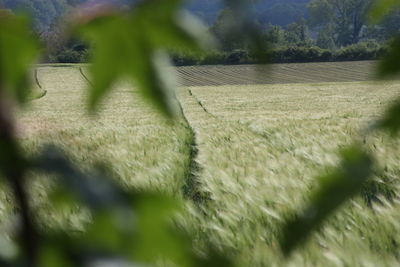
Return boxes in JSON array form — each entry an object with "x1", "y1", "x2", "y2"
[
  {"x1": 188, "y1": 89, "x2": 213, "y2": 116},
  {"x1": 31, "y1": 69, "x2": 47, "y2": 100},
  {"x1": 177, "y1": 98, "x2": 211, "y2": 206},
  {"x1": 34, "y1": 69, "x2": 42, "y2": 89},
  {"x1": 76, "y1": 66, "x2": 208, "y2": 205},
  {"x1": 79, "y1": 67, "x2": 93, "y2": 86},
  {"x1": 188, "y1": 88, "x2": 273, "y2": 143}
]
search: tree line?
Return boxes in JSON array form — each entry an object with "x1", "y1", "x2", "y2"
[
  {"x1": 2, "y1": 0, "x2": 399, "y2": 64},
  {"x1": 176, "y1": 0, "x2": 399, "y2": 65},
  {"x1": 0, "y1": 0, "x2": 309, "y2": 32},
  {"x1": 213, "y1": 0, "x2": 399, "y2": 51}
]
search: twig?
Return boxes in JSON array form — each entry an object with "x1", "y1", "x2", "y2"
[{"x1": 0, "y1": 95, "x2": 38, "y2": 267}]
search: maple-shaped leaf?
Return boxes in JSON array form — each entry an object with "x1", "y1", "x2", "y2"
[
  {"x1": 76, "y1": 0, "x2": 214, "y2": 117},
  {"x1": 0, "y1": 11, "x2": 39, "y2": 104}
]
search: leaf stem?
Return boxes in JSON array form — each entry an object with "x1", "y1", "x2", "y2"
[{"x1": 0, "y1": 95, "x2": 38, "y2": 267}]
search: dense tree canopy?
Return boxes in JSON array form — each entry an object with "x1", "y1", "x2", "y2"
[
  {"x1": 0, "y1": 0, "x2": 311, "y2": 32},
  {"x1": 0, "y1": 0, "x2": 72, "y2": 31},
  {"x1": 188, "y1": 0, "x2": 309, "y2": 26},
  {"x1": 365, "y1": 9, "x2": 400, "y2": 41},
  {"x1": 2, "y1": 0, "x2": 400, "y2": 63},
  {"x1": 308, "y1": 0, "x2": 374, "y2": 46}
]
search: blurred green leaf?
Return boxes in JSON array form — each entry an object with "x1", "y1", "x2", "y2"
[
  {"x1": 0, "y1": 258, "x2": 12, "y2": 267},
  {"x1": 377, "y1": 36, "x2": 400, "y2": 77},
  {"x1": 191, "y1": 249, "x2": 234, "y2": 267},
  {"x1": 34, "y1": 145, "x2": 212, "y2": 266},
  {"x1": 369, "y1": 0, "x2": 400, "y2": 23},
  {"x1": 35, "y1": 145, "x2": 128, "y2": 210},
  {"x1": 132, "y1": 193, "x2": 191, "y2": 265},
  {"x1": 0, "y1": 138, "x2": 25, "y2": 181},
  {"x1": 0, "y1": 235, "x2": 17, "y2": 264},
  {"x1": 280, "y1": 146, "x2": 373, "y2": 256},
  {"x1": 376, "y1": 99, "x2": 400, "y2": 134},
  {"x1": 82, "y1": 209, "x2": 133, "y2": 254},
  {"x1": 76, "y1": 0, "x2": 213, "y2": 116},
  {"x1": 0, "y1": 13, "x2": 39, "y2": 103},
  {"x1": 222, "y1": 0, "x2": 270, "y2": 64},
  {"x1": 39, "y1": 245, "x2": 72, "y2": 267}
]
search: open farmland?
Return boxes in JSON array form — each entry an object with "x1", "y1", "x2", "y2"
[
  {"x1": 175, "y1": 61, "x2": 376, "y2": 86},
  {"x1": 10, "y1": 61, "x2": 400, "y2": 266}
]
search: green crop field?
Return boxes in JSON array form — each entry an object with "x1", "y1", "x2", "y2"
[
  {"x1": 175, "y1": 61, "x2": 376, "y2": 86},
  {"x1": 7, "y1": 61, "x2": 400, "y2": 266}
]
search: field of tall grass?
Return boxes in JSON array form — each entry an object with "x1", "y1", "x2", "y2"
[{"x1": 5, "y1": 62, "x2": 400, "y2": 266}]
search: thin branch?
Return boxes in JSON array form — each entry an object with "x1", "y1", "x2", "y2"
[{"x1": 0, "y1": 95, "x2": 38, "y2": 267}]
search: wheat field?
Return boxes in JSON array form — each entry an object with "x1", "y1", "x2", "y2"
[{"x1": 6, "y1": 61, "x2": 400, "y2": 266}]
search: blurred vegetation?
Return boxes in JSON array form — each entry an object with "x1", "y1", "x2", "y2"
[
  {"x1": 0, "y1": 0, "x2": 400, "y2": 266},
  {"x1": 0, "y1": 0, "x2": 310, "y2": 32},
  {"x1": 4, "y1": 0, "x2": 399, "y2": 65}
]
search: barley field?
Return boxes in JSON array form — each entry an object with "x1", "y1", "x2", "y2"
[{"x1": 7, "y1": 61, "x2": 400, "y2": 266}]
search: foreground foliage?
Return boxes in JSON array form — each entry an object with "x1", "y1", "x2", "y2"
[{"x1": 1, "y1": 0, "x2": 400, "y2": 266}]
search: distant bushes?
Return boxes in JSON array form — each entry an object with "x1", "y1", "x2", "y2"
[
  {"x1": 172, "y1": 42, "x2": 387, "y2": 66},
  {"x1": 44, "y1": 34, "x2": 89, "y2": 64},
  {"x1": 269, "y1": 46, "x2": 332, "y2": 63},
  {"x1": 334, "y1": 42, "x2": 387, "y2": 61},
  {"x1": 50, "y1": 41, "x2": 387, "y2": 65},
  {"x1": 55, "y1": 49, "x2": 88, "y2": 63}
]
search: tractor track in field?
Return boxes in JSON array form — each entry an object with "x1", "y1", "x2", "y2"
[
  {"x1": 79, "y1": 67, "x2": 92, "y2": 85},
  {"x1": 32, "y1": 69, "x2": 47, "y2": 100},
  {"x1": 187, "y1": 89, "x2": 276, "y2": 145},
  {"x1": 178, "y1": 99, "x2": 211, "y2": 206},
  {"x1": 34, "y1": 69, "x2": 42, "y2": 89},
  {"x1": 188, "y1": 89, "x2": 215, "y2": 117},
  {"x1": 74, "y1": 62, "x2": 380, "y2": 208},
  {"x1": 77, "y1": 66, "x2": 210, "y2": 206}
]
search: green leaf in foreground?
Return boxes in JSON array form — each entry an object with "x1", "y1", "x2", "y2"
[
  {"x1": 222, "y1": 0, "x2": 270, "y2": 64},
  {"x1": 377, "y1": 36, "x2": 400, "y2": 77},
  {"x1": 376, "y1": 99, "x2": 400, "y2": 134},
  {"x1": 280, "y1": 146, "x2": 373, "y2": 256},
  {"x1": 0, "y1": 12, "x2": 39, "y2": 103},
  {"x1": 369, "y1": 0, "x2": 400, "y2": 23},
  {"x1": 34, "y1": 145, "x2": 233, "y2": 266},
  {"x1": 35, "y1": 145, "x2": 128, "y2": 210},
  {"x1": 76, "y1": 0, "x2": 213, "y2": 117}
]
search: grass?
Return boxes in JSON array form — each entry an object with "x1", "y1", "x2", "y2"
[{"x1": 6, "y1": 62, "x2": 400, "y2": 266}]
